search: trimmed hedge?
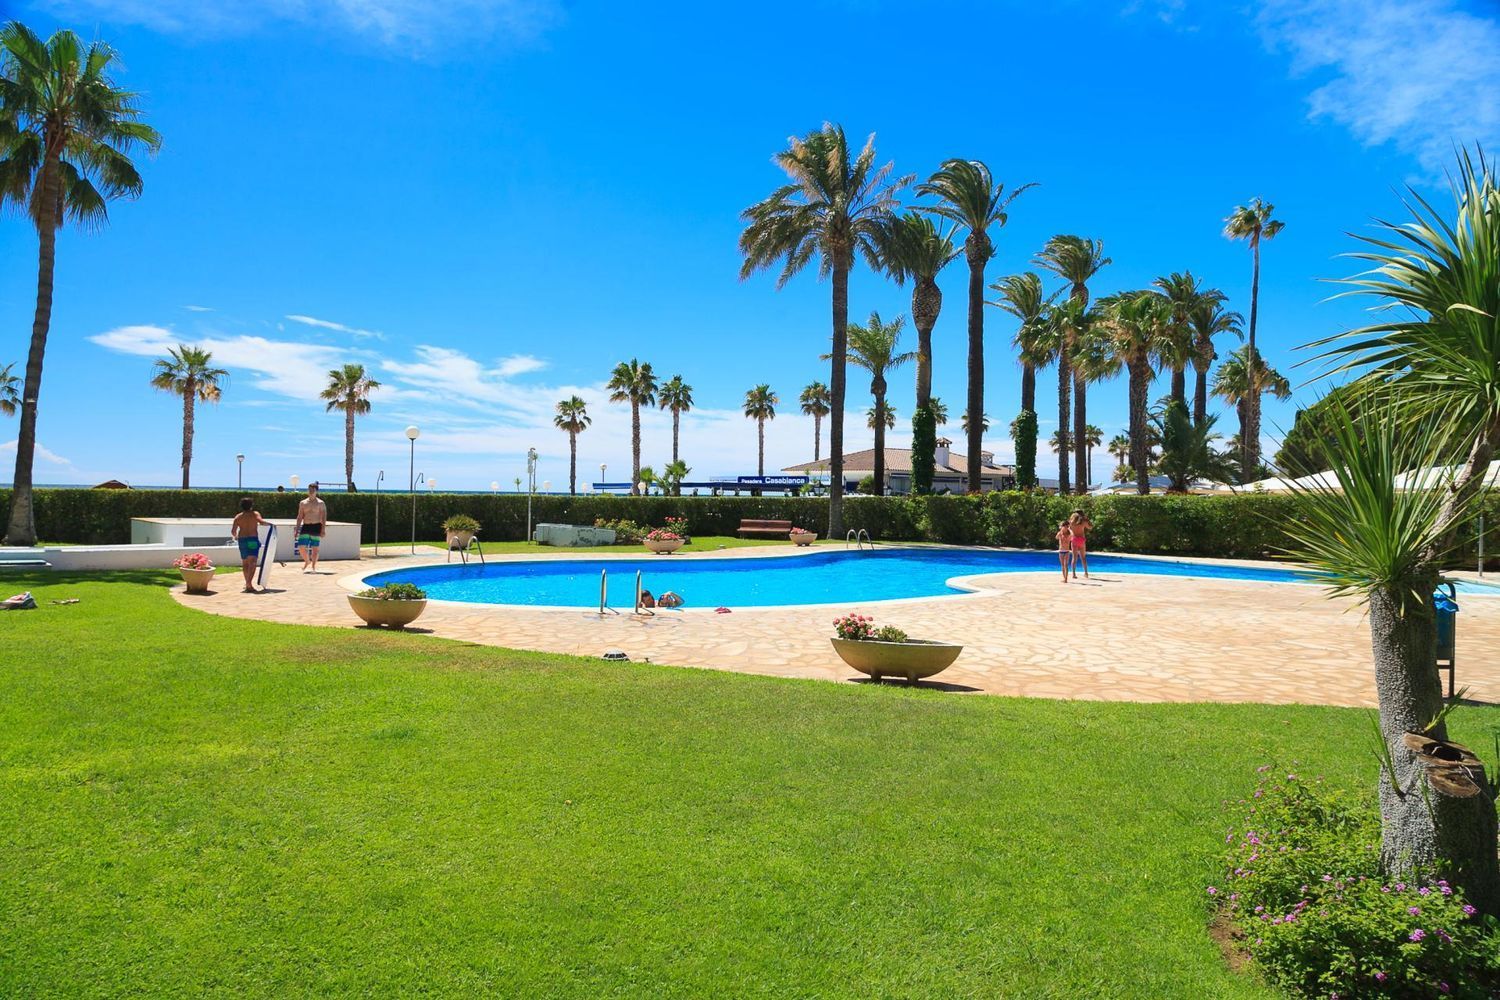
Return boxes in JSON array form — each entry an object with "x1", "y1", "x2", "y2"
[{"x1": 4, "y1": 487, "x2": 1496, "y2": 566}]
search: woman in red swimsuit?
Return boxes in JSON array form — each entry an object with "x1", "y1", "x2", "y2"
[{"x1": 1067, "y1": 510, "x2": 1093, "y2": 579}]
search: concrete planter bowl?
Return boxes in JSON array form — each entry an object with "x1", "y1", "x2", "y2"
[
  {"x1": 643, "y1": 538, "x2": 685, "y2": 554},
  {"x1": 789, "y1": 530, "x2": 817, "y2": 547},
  {"x1": 348, "y1": 594, "x2": 428, "y2": 629},
  {"x1": 830, "y1": 637, "x2": 963, "y2": 683},
  {"x1": 178, "y1": 567, "x2": 216, "y2": 594},
  {"x1": 446, "y1": 530, "x2": 475, "y2": 550}
]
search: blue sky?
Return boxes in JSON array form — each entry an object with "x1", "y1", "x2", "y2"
[{"x1": 3, "y1": 0, "x2": 1498, "y2": 490}]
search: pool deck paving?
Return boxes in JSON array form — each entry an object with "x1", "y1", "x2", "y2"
[{"x1": 172, "y1": 544, "x2": 1500, "y2": 708}]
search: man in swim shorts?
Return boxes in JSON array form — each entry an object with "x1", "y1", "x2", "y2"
[
  {"x1": 231, "y1": 497, "x2": 270, "y2": 592},
  {"x1": 295, "y1": 482, "x2": 328, "y2": 573}
]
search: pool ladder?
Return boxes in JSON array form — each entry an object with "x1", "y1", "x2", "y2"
[{"x1": 846, "y1": 528, "x2": 873, "y2": 551}]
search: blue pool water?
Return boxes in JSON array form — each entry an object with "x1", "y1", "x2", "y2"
[{"x1": 361, "y1": 547, "x2": 1499, "y2": 609}]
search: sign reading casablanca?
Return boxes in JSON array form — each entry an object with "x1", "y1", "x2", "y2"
[{"x1": 736, "y1": 475, "x2": 809, "y2": 487}]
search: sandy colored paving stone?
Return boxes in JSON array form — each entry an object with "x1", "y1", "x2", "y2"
[{"x1": 171, "y1": 546, "x2": 1500, "y2": 708}]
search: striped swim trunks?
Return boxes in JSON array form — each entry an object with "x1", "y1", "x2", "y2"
[{"x1": 298, "y1": 522, "x2": 323, "y2": 548}]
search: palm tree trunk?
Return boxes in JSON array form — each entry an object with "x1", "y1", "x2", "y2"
[
  {"x1": 1236, "y1": 400, "x2": 1249, "y2": 483},
  {"x1": 1020, "y1": 364, "x2": 1035, "y2": 414},
  {"x1": 1192, "y1": 361, "x2": 1209, "y2": 426},
  {"x1": 757, "y1": 418, "x2": 765, "y2": 476},
  {"x1": 1130, "y1": 359, "x2": 1150, "y2": 495},
  {"x1": 672, "y1": 411, "x2": 680, "y2": 464},
  {"x1": 4, "y1": 154, "x2": 62, "y2": 546},
  {"x1": 569, "y1": 431, "x2": 578, "y2": 495},
  {"x1": 1073, "y1": 373, "x2": 1088, "y2": 493},
  {"x1": 912, "y1": 277, "x2": 940, "y2": 409},
  {"x1": 631, "y1": 399, "x2": 641, "y2": 495},
  {"x1": 1056, "y1": 358, "x2": 1071, "y2": 493},
  {"x1": 828, "y1": 264, "x2": 849, "y2": 537},
  {"x1": 1087, "y1": 444, "x2": 1093, "y2": 486},
  {"x1": 1245, "y1": 236, "x2": 1262, "y2": 480},
  {"x1": 872, "y1": 397, "x2": 886, "y2": 493},
  {"x1": 813, "y1": 413, "x2": 822, "y2": 463},
  {"x1": 1170, "y1": 367, "x2": 1187, "y2": 408},
  {"x1": 965, "y1": 261, "x2": 984, "y2": 494},
  {"x1": 345, "y1": 406, "x2": 356, "y2": 492},
  {"x1": 181, "y1": 385, "x2": 195, "y2": 490}
]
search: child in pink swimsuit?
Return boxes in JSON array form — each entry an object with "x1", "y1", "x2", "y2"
[{"x1": 1068, "y1": 511, "x2": 1093, "y2": 579}]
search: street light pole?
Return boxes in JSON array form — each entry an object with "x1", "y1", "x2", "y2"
[
  {"x1": 405, "y1": 426, "x2": 421, "y2": 554},
  {"x1": 236, "y1": 453, "x2": 245, "y2": 490},
  {"x1": 526, "y1": 447, "x2": 538, "y2": 545},
  {"x1": 374, "y1": 470, "x2": 384, "y2": 556},
  {"x1": 412, "y1": 472, "x2": 424, "y2": 554}
]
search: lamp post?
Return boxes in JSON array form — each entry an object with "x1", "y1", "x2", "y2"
[
  {"x1": 490, "y1": 481, "x2": 499, "y2": 494},
  {"x1": 599, "y1": 463, "x2": 607, "y2": 493},
  {"x1": 290, "y1": 474, "x2": 300, "y2": 490},
  {"x1": 236, "y1": 453, "x2": 245, "y2": 490},
  {"x1": 526, "y1": 447, "x2": 538, "y2": 545},
  {"x1": 638, "y1": 479, "x2": 648, "y2": 497},
  {"x1": 374, "y1": 470, "x2": 384, "y2": 556},
  {"x1": 411, "y1": 472, "x2": 424, "y2": 554}
]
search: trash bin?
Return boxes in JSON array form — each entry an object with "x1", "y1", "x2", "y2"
[{"x1": 1435, "y1": 582, "x2": 1459, "y2": 697}]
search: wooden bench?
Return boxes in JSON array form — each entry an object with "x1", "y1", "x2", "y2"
[{"x1": 738, "y1": 518, "x2": 794, "y2": 539}]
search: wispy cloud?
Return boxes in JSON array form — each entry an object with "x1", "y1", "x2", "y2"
[
  {"x1": 285, "y1": 314, "x2": 386, "y2": 340},
  {"x1": 33, "y1": 0, "x2": 562, "y2": 53},
  {"x1": 182, "y1": 304, "x2": 214, "y2": 313},
  {"x1": 0, "y1": 439, "x2": 73, "y2": 468},
  {"x1": 1257, "y1": 0, "x2": 1500, "y2": 171}
]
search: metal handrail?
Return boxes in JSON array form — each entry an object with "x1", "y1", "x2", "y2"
[
  {"x1": 846, "y1": 529, "x2": 874, "y2": 551},
  {"x1": 598, "y1": 568, "x2": 619, "y2": 616},
  {"x1": 635, "y1": 569, "x2": 655, "y2": 616}
]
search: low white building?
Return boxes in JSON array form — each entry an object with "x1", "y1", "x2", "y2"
[{"x1": 784, "y1": 438, "x2": 1016, "y2": 495}]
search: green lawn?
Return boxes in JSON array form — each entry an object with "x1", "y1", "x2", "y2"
[
  {"x1": 5, "y1": 572, "x2": 1497, "y2": 997},
  {"x1": 365, "y1": 533, "x2": 839, "y2": 555}
]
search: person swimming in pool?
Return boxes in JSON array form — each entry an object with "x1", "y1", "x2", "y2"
[
  {"x1": 231, "y1": 497, "x2": 270, "y2": 593},
  {"x1": 658, "y1": 591, "x2": 684, "y2": 608}
]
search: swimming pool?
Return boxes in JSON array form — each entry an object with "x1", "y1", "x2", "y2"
[{"x1": 361, "y1": 547, "x2": 1499, "y2": 609}]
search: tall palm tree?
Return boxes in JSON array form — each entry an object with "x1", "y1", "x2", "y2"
[
  {"x1": 1224, "y1": 198, "x2": 1285, "y2": 481},
  {"x1": 319, "y1": 363, "x2": 380, "y2": 492},
  {"x1": 866, "y1": 405, "x2": 896, "y2": 430},
  {"x1": 836, "y1": 311, "x2": 913, "y2": 491},
  {"x1": 742, "y1": 384, "x2": 778, "y2": 477},
  {"x1": 0, "y1": 363, "x2": 19, "y2": 417},
  {"x1": 1107, "y1": 433, "x2": 1130, "y2": 466},
  {"x1": 1035, "y1": 235, "x2": 1111, "y2": 494},
  {"x1": 928, "y1": 397, "x2": 949, "y2": 426},
  {"x1": 961, "y1": 410, "x2": 989, "y2": 434},
  {"x1": 740, "y1": 123, "x2": 906, "y2": 535},
  {"x1": 880, "y1": 211, "x2": 958, "y2": 409},
  {"x1": 1188, "y1": 300, "x2": 1243, "y2": 424},
  {"x1": 1082, "y1": 424, "x2": 1103, "y2": 486},
  {"x1": 150, "y1": 345, "x2": 227, "y2": 490},
  {"x1": 918, "y1": 159, "x2": 1032, "y2": 493},
  {"x1": 606, "y1": 358, "x2": 657, "y2": 494},
  {"x1": 657, "y1": 375, "x2": 694, "y2": 464},
  {"x1": 1154, "y1": 272, "x2": 1225, "y2": 408},
  {"x1": 553, "y1": 396, "x2": 591, "y2": 495},
  {"x1": 1212, "y1": 345, "x2": 1291, "y2": 480},
  {"x1": 991, "y1": 271, "x2": 1055, "y2": 488},
  {"x1": 0, "y1": 22, "x2": 161, "y2": 544},
  {"x1": 799, "y1": 381, "x2": 830, "y2": 462},
  {"x1": 1048, "y1": 428, "x2": 1070, "y2": 456},
  {"x1": 661, "y1": 458, "x2": 690, "y2": 496},
  {"x1": 1100, "y1": 291, "x2": 1169, "y2": 494}
]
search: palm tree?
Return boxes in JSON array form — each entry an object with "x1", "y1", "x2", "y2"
[
  {"x1": 1082, "y1": 424, "x2": 1103, "y2": 486},
  {"x1": 834, "y1": 311, "x2": 913, "y2": 492},
  {"x1": 991, "y1": 272, "x2": 1055, "y2": 488},
  {"x1": 1283, "y1": 402, "x2": 1499, "y2": 912},
  {"x1": 740, "y1": 124, "x2": 906, "y2": 535},
  {"x1": 1035, "y1": 235, "x2": 1111, "y2": 494},
  {"x1": 1154, "y1": 401, "x2": 1235, "y2": 492},
  {"x1": 880, "y1": 211, "x2": 958, "y2": 409},
  {"x1": 553, "y1": 396, "x2": 591, "y2": 495},
  {"x1": 0, "y1": 23, "x2": 161, "y2": 544},
  {"x1": 1100, "y1": 291, "x2": 1168, "y2": 494},
  {"x1": 799, "y1": 382, "x2": 831, "y2": 462},
  {"x1": 1154, "y1": 272, "x2": 1225, "y2": 409},
  {"x1": 1224, "y1": 198, "x2": 1285, "y2": 481},
  {"x1": 962, "y1": 410, "x2": 989, "y2": 435},
  {"x1": 866, "y1": 405, "x2": 896, "y2": 430},
  {"x1": 0, "y1": 363, "x2": 19, "y2": 417},
  {"x1": 743, "y1": 384, "x2": 778, "y2": 477},
  {"x1": 657, "y1": 375, "x2": 693, "y2": 464},
  {"x1": 928, "y1": 397, "x2": 950, "y2": 425},
  {"x1": 606, "y1": 358, "x2": 657, "y2": 494},
  {"x1": 1189, "y1": 300, "x2": 1243, "y2": 424},
  {"x1": 1048, "y1": 428, "x2": 1070, "y2": 456},
  {"x1": 918, "y1": 159, "x2": 1032, "y2": 493},
  {"x1": 1108, "y1": 433, "x2": 1130, "y2": 466},
  {"x1": 150, "y1": 345, "x2": 227, "y2": 490},
  {"x1": 1212, "y1": 345, "x2": 1291, "y2": 481},
  {"x1": 319, "y1": 364, "x2": 380, "y2": 492},
  {"x1": 661, "y1": 458, "x2": 690, "y2": 496}
]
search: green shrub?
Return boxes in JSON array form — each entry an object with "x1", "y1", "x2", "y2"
[
  {"x1": 856, "y1": 474, "x2": 877, "y2": 495},
  {"x1": 441, "y1": 514, "x2": 480, "y2": 534},
  {"x1": 872, "y1": 625, "x2": 909, "y2": 643},
  {"x1": 594, "y1": 518, "x2": 646, "y2": 543},
  {"x1": 356, "y1": 582, "x2": 427, "y2": 601},
  {"x1": 1214, "y1": 767, "x2": 1500, "y2": 997}
]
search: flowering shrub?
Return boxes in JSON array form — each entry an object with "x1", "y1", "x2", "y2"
[
  {"x1": 357, "y1": 582, "x2": 427, "y2": 601},
  {"x1": 663, "y1": 516, "x2": 689, "y2": 538},
  {"x1": 1214, "y1": 766, "x2": 1500, "y2": 997},
  {"x1": 172, "y1": 552, "x2": 213, "y2": 571},
  {"x1": 594, "y1": 518, "x2": 645, "y2": 543},
  {"x1": 644, "y1": 528, "x2": 683, "y2": 543},
  {"x1": 872, "y1": 625, "x2": 909, "y2": 643},
  {"x1": 833, "y1": 613, "x2": 874, "y2": 640}
]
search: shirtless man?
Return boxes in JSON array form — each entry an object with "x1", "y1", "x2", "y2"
[
  {"x1": 231, "y1": 497, "x2": 270, "y2": 592},
  {"x1": 295, "y1": 482, "x2": 328, "y2": 573},
  {"x1": 1067, "y1": 509, "x2": 1093, "y2": 579}
]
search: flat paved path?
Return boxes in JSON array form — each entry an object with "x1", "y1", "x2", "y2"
[{"x1": 173, "y1": 545, "x2": 1500, "y2": 708}]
